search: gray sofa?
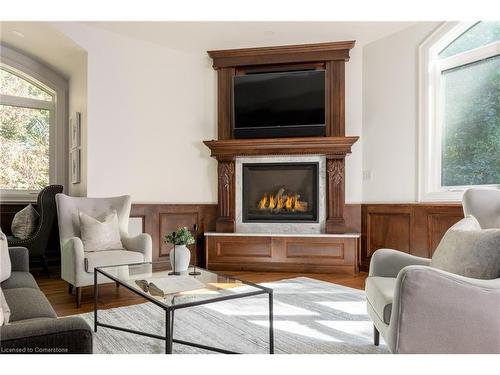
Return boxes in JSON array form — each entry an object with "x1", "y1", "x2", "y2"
[{"x1": 0, "y1": 247, "x2": 93, "y2": 354}]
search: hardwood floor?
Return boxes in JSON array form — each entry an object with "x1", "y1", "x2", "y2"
[{"x1": 35, "y1": 269, "x2": 368, "y2": 317}]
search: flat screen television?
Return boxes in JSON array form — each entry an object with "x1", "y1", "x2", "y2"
[{"x1": 233, "y1": 70, "x2": 326, "y2": 138}]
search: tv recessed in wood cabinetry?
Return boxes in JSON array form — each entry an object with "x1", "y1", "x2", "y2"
[
  {"x1": 208, "y1": 41, "x2": 355, "y2": 140},
  {"x1": 205, "y1": 233, "x2": 360, "y2": 274}
]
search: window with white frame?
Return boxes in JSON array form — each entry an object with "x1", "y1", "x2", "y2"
[
  {"x1": 419, "y1": 22, "x2": 499, "y2": 202},
  {"x1": 0, "y1": 45, "x2": 67, "y2": 201}
]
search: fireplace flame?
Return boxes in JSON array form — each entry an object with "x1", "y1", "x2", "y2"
[
  {"x1": 268, "y1": 195, "x2": 276, "y2": 209},
  {"x1": 258, "y1": 194, "x2": 268, "y2": 209},
  {"x1": 256, "y1": 189, "x2": 308, "y2": 213}
]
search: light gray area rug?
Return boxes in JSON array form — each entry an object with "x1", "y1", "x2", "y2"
[{"x1": 78, "y1": 277, "x2": 388, "y2": 354}]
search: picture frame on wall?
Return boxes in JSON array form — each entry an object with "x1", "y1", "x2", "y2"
[
  {"x1": 70, "y1": 149, "x2": 81, "y2": 184},
  {"x1": 70, "y1": 112, "x2": 81, "y2": 149}
]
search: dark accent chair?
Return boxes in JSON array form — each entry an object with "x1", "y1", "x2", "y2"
[
  {"x1": 8, "y1": 185, "x2": 64, "y2": 276},
  {"x1": 0, "y1": 247, "x2": 93, "y2": 354}
]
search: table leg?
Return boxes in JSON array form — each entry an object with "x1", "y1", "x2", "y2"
[
  {"x1": 171, "y1": 310, "x2": 175, "y2": 338},
  {"x1": 94, "y1": 270, "x2": 98, "y2": 332},
  {"x1": 165, "y1": 310, "x2": 173, "y2": 354},
  {"x1": 269, "y1": 291, "x2": 274, "y2": 354}
]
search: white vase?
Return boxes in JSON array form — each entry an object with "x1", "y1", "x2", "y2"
[{"x1": 169, "y1": 245, "x2": 191, "y2": 272}]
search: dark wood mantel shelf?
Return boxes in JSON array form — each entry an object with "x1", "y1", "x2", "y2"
[{"x1": 203, "y1": 136, "x2": 359, "y2": 159}]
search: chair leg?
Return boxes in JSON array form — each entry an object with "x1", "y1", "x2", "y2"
[
  {"x1": 76, "y1": 287, "x2": 82, "y2": 308},
  {"x1": 68, "y1": 283, "x2": 74, "y2": 295},
  {"x1": 373, "y1": 325, "x2": 380, "y2": 346}
]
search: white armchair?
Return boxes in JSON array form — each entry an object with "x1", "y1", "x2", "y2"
[
  {"x1": 365, "y1": 188, "x2": 500, "y2": 353},
  {"x1": 55, "y1": 194, "x2": 152, "y2": 307}
]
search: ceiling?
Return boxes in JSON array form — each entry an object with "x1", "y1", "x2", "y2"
[
  {"x1": 83, "y1": 21, "x2": 417, "y2": 54},
  {"x1": 0, "y1": 21, "x2": 86, "y2": 77},
  {"x1": 0, "y1": 21, "x2": 417, "y2": 75}
]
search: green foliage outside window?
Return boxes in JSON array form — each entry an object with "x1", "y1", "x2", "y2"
[
  {"x1": 0, "y1": 68, "x2": 52, "y2": 190},
  {"x1": 440, "y1": 22, "x2": 500, "y2": 187}
]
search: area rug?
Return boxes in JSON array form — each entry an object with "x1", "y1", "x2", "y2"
[{"x1": 77, "y1": 277, "x2": 388, "y2": 354}]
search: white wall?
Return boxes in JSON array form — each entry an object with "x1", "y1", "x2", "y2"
[
  {"x1": 52, "y1": 22, "x2": 365, "y2": 204},
  {"x1": 53, "y1": 23, "x2": 218, "y2": 203},
  {"x1": 362, "y1": 22, "x2": 440, "y2": 202},
  {"x1": 67, "y1": 51, "x2": 88, "y2": 197}
]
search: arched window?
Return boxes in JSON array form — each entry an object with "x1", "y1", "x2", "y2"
[
  {"x1": 1, "y1": 45, "x2": 67, "y2": 201},
  {"x1": 419, "y1": 22, "x2": 499, "y2": 201}
]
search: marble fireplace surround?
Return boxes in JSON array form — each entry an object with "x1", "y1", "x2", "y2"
[{"x1": 235, "y1": 155, "x2": 326, "y2": 234}]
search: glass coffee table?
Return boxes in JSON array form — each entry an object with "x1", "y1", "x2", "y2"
[{"x1": 94, "y1": 262, "x2": 274, "y2": 354}]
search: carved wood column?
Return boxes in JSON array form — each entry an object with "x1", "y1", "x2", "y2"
[
  {"x1": 326, "y1": 156, "x2": 346, "y2": 233},
  {"x1": 216, "y1": 158, "x2": 236, "y2": 232}
]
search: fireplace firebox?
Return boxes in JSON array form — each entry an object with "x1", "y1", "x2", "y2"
[{"x1": 242, "y1": 162, "x2": 319, "y2": 223}]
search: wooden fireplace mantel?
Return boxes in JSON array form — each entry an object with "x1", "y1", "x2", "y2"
[
  {"x1": 203, "y1": 136, "x2": 359, "y2": 159},
  {"x1": 203, "y1": 136, "x2": 358, "y2": 234},
  {"x1": 205, "y1": 40, "x2": 358, "y2": 234}
]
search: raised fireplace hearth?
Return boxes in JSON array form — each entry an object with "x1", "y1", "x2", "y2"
[{"x1": 243, "y1": 162, "x2": 319, "y2": 223}]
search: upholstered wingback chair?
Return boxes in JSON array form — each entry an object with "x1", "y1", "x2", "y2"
[
  {"x1": 365, "y1": 188, "x2": 500, "y2": 353},
  {"x1": 8, "y1": 185, "x2": 63, "y2": 276},
  {"x1": 55, "y1": 194, "x2": 152, "y2": 307}
]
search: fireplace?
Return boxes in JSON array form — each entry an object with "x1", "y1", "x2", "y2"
[{"x1": 242, "y1": 162, "x2": 319, "y2": 223}]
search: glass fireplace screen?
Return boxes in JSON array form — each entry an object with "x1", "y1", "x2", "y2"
[{"x1": 242, "y1": 162, "x2": 319, "y2": 222}]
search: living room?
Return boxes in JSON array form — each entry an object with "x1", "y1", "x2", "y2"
[{"x1": 0, "y1": 0, "x2": 499, "y2": 372}]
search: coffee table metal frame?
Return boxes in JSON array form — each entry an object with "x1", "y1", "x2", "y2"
[{"x1": 94, "y1": 262, "x2": 274, "y2": 354}]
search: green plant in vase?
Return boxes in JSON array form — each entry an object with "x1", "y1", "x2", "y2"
[{"x1": 164, "y1": 227, "x2": 195, "y2": 272}]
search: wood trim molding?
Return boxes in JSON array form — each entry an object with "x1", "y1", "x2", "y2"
[
  {"x1": 325, "y1": 60, "x2": 345, "y2": 136},
  {"x1": 216, "y1": 67, "x2": 235, "y2": 140},
  {"x1": 203, "y1": 136, "x2": 359, "y2": 159},
  {"x1": 208, "y1": 41, "x2": 356, "y2": 68}
]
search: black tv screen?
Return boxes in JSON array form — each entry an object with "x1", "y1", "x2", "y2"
[{"x1": 233, "y1": 70, "x2": 325, "y2": 136}]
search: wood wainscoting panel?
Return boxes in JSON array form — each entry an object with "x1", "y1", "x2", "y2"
[
  {"x1": 159, "y1": 212, "x2": 199, "y2": 257},
  {"x1": 215, "y1": 236, "x2": 272, "y2": 258},
  {"x1": 131, "y1": 204, "x2": 217, "y2": 265},
  {"x1": 361, "y1": 203, "x2": 463, "y2": 271},
  {"x1": 364, "y1": 205, "x2": 413, "y2": 259},
  {"x1": 206, "y1": 234, "x2": 359, "y2": 274},
  {"x1": 285, "y1": 239, "x2": 344, "y2": 259}
]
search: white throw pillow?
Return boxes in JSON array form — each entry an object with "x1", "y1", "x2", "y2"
[
  {"x1": 431, "y1": 216, "x2": 500, "y2": 279},
  {"x1": 11, "y1": 204, "x2": 39, "y2": 240},
  {"x1": 79, "y1": 210, "x2": 124, "y2": 252},
  {"x1": 0, "y1": 287, "x2": 11, "y2": 325},
  {"x1": 0, "y1": 228, "x2": 12, "y2": 283}
]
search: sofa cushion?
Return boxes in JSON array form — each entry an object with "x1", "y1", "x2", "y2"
[
  {"x1": 79, "y1": 210, "x2": 124, "y2": 252},
  {"x1": 1, "y1": 272, "x2": 39, "y2": 290},
  {"x1": 2, "y1": 288, "x2": 57, "y2": 322},
  {"x1": 84, "y1": 249, "x2": 144, "y2": 273},
  {"x1": 365, "y1": 276, "x2": 396, "y2": 325},
  {"x1": 0, "y1": 229, "x2": 11, "y2": 282},
  {"x1": 431, "y1": 217, "x2": 500, "y2": 279},
  {"x1": 11, "y1": 204, "x2": 39, "y2": 240}
]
